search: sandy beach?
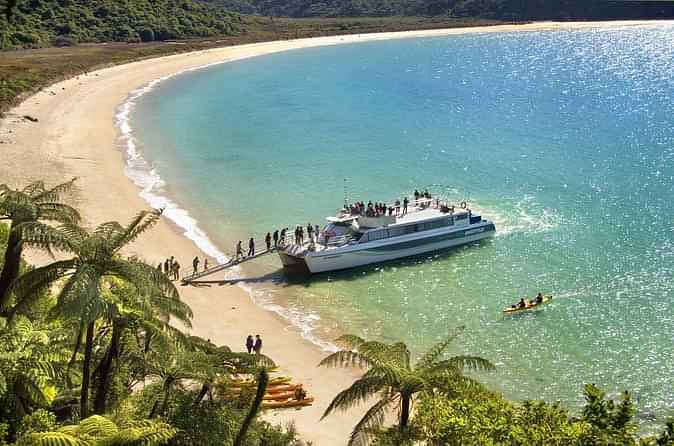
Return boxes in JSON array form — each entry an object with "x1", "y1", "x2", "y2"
[{"x1": 0, "y1": 20, "x2": 668, "y2": 444}]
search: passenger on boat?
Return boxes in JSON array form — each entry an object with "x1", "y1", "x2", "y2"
[
  {"x1": 315, "y1": 225, "x2": 320, "y2": 240},
  {"x1": 236, "y1": 241, "x2": 243, "y2": 260},
  {"x1": 395, "y1": 199, "x2": 401, "y2": 215},
  {"x1": 280, "y1": 228, "x2": 286, "y2": 246},
  {"x1": 307, "y1": 223, "x2": 313, "y2": 242},
  {"x1": 534, "y1": 293, "x2": 544, "y2": 304},
  {"x1": 403, "y1": 197, "x2": 409, "y2": 215},
  {"x1": 414, "y1": 190, "x2": 420, "y2": 204},
  {"x1": 517, "y1": 298, "x2": 527, "y2": 309},
  {"x1": 265, "y1": 232, "x2": 272, "y2": 251},
  {"x1": 273, "y1": 230, "x2": 279, "y2": 247}
]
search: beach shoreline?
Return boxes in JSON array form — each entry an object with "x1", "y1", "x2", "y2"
[{"x1": 0, "y1": 20, "x2": 670, "y2": 444}]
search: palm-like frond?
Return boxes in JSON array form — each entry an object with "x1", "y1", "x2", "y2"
[
  {"x1": 37, "y1": 203, "x2": 81, "y2": 224},
  {"x1": 24, "y1": 415, "x2": 175, "y2": 446},
  {"x1": 32, "y1": 177, "x2": 77, "y2": 204},
  {"x1": 334, "y1": 334, "x2": 367, "y2": 350},
  {"x1": 319, "y1": 350, "x2": 374, "y2": 369},
  {"x1": 100, "y1": 420, "x2": 176, "y2": 446},
  {"x1": 443, "y1": 355, "x2": 496, "y2": 373},
  {"x1": 321, "y1": 374, "x2": 389, "y2": 419},
  {"x1": 8, "y1": 260, "x2": 76, "y2": 312},
  {"x1": 347, "y1": 397, "x2": 395, "y2": 446},
  {"x1": 76, "y1": 415, "x2": 119, "y2": 438},
  {"x1": 17, "y1": 222, "x2": 80, "y2": 254},
  {"x1": 53, "y1": 264, "x2": 106, "y2": 323},
  {"x1": 110, "y1": 209, "x2": 163, "y2": 253},
  {"x1": 23, "y1": 432, "x2": 90, "y2": 446},
  {"x1": 106, "y1": 259, "x2": 179, "y2": 303},
  {"x1": 414, "y1": 326, "x2": 465, "y2": 372}
]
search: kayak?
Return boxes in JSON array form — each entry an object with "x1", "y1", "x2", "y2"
[
  {"x1": 262, "y1": 397, "x2": 314, "y2": 409},
  {"x1": 263, "y1": 391, "x2": 297, "y2": 401},
  {"x1": 266, "y1": 384, "x2": 302, "y2": 394},
  {"x1": 503, "y1": 296, "x2": 553, "y2": 314}
]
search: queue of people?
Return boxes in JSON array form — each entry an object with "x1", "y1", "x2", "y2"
[
  {"x1": 158, "y1": 256, "x2": 181, "y2": 280},
  {"x1": 234, "y1": 223, "x2": 320, "y2": 262}
]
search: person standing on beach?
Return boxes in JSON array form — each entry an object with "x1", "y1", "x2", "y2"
[
  {"x1": 246, "y1": 335, "x2": 254, "y2": 354},
  {"x1": 248, "y1": 237, "x2": 255, "y2": 257},
  {"x1": 273, "y1": 229, "x2": 279, "y2": 248},
  {"x1": 254, "y1": 335, "x2": 262, "y2": 354},
  {"x1": 192, "y1": 256, "x2": 200, "y2": 274},
  {"x1": 265, "y1": 232, "x2": 272, "y2": 251}
]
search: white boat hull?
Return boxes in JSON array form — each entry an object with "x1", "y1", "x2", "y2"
[{"x1": 280, "y1": 222, "x2": 495, "y2": 274}]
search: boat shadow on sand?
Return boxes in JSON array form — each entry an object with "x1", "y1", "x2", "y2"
[{"x1": 188, "y1": 238, "x2": 496, "y2": 288}]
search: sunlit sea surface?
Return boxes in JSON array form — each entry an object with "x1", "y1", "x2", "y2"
[{"x1": 127, "y1": 24, "x2": 674, "y2": 428}]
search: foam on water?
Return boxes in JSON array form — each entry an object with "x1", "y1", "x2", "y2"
[{"x1": 115, "y1": 65, "x2": 341, "y2": 353}]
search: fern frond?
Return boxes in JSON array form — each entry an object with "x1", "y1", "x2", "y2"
[
  {"x1": 415, "y1": 326, "x2": 465, "y2": 371},
  {"x1": 33, "y1": 177, "x2": 77, "y2": 204},
  {"x1": 321, "y1": 375, "x2": 388, "y2": 419},
  {"x1": 318, "y1": 350, "x2": 373, "y2": 369},
  {"x1": 8, "y1": 260, "x2": 75, "y2": 313},
  {"x1": 111, "y1": 209, "x2": 163, "y2": 253},
  {"x1": 347, "y1": 397, "x2": 394, "y2": 446},
  {"x1": 23, "y1": 431, "x2": 90, "y2": 446}
]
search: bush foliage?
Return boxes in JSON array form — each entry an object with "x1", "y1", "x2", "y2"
[{"x1": 0, "y1": 0, "x2": 245, "y2": 49}]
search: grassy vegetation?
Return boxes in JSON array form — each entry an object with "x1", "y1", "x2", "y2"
[{"x1": 0, "y1": 16, "x2": 504, "y2": 115}]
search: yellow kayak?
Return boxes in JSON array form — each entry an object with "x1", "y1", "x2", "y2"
[{"x1": 503, "y1": 296, "x2": 553, "y2": 314}]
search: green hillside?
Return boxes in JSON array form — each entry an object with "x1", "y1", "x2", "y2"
[
  {"x1": 204, "y1": 0, "x2": 674, "y2": 20},
  {"x1": 0, "y1": 0, "x2": 245, "y2": 49}
]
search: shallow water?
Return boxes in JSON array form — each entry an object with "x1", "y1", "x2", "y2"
[{"x1": 127, "y1": 24, "x2": 674, "y2": 427}]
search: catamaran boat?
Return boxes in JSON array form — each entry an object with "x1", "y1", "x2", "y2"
[{"x1": 278, "y1": 197, "x2": 495, "y2": 274}]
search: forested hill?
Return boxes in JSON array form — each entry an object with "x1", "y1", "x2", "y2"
[
  {"x1": 0, "y1": 0, "x2": 245, "y2": 49},
  {"x1": 204, "y1": 0, "x2": 674, "y2": 19}
]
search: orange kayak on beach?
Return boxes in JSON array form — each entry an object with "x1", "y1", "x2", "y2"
[{"x1": 262, "y1": 397, "x2": 314, "y2": 409}]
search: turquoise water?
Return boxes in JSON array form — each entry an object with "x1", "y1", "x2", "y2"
[{"x1": 129, "y1": 24, "x2": 674, "y2": 426}]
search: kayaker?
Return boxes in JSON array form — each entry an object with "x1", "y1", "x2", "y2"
[
  {"x1": 534, "y1": 293, "x2": 544, "y2": 304},
  {"x1": 517, "y1": 298, "x2": 527, "y2": 309}
]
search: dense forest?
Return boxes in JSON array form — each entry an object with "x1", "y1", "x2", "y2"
[
  {"x1": 0, "y1": 0, "x2": 245, "y2": 49},
  {"x1": 204, "y1": 0, "x2": 674, "y2": 21},
  {"x1": 2, "y1": 0, "x2": 674, "y2": 49}
]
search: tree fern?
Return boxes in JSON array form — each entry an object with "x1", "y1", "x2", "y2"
[
  {"x1": 319, "y1": 328, "x2": 496, "y2": 446},
  {"x1": 0, "y1": 178, "x2": 79, "y2": 308}
]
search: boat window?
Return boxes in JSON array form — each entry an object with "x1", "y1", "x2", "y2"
[
  {"x1": 368, "y1": 229, "x2": 388, "y2": 241},
  {"x1": 388, "y1": 226, "x2": 406, "y2": 238},
  {"x1": 456, "y1": 213, "x2": 468, "y2": 220}
]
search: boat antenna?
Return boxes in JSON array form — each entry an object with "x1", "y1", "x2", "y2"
[{"x1": 343, "y1": 178, "x2": 349, "y2": 208}]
